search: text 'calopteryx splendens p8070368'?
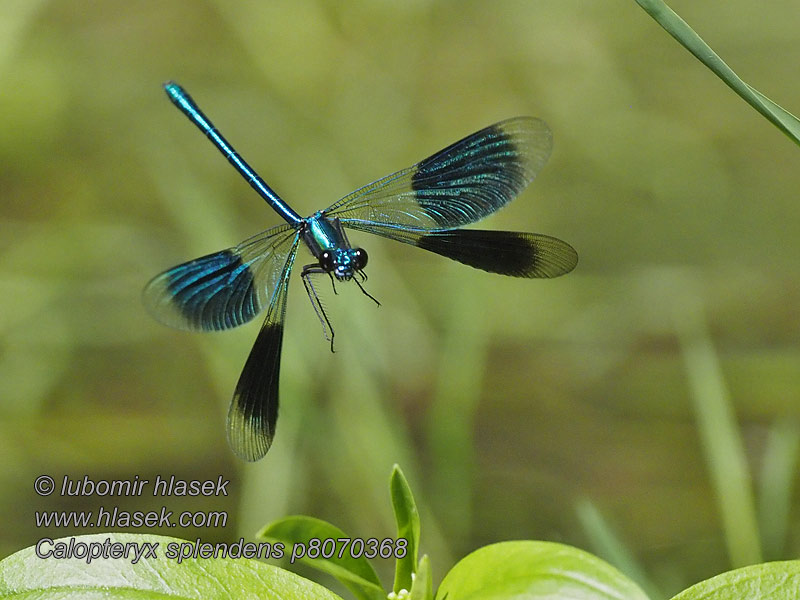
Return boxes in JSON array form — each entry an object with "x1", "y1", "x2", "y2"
[{"x1": 144, "y1": 82, "x2": 578, "y2": 461}]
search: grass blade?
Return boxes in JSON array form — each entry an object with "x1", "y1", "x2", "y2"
[
  {"x1": 576, "y1": 500, "x2": 663, "y2": 600},
  {"x1": 674, "y1": 295, "x2": 762, "y2": 566},
  {"x1": 758, "y1": 420, "x2": 800, "y2": 560},
  {"x1": 635, "y1": 0, "x2": 800, "y2": 145}
]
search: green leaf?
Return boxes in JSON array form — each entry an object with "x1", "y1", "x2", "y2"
[
  {"x1": 258, "y1": 515, "x2": 385, "y2": 600},
  {"x1": 635, "y1": 0, "x2": 800, "y2": 146},
  {"x1": 408, "y1": 555, "x2": 432, "y2": 600},
  {"x1": 390, "y1": 465, "x2": 421, "y2": 594},
  {"x1": 0, "y1": 533, "x2": 342, "y2": 599},
  {"x1": 436, "y1": 541, "x2": 649, "y2": 600},
  {"x1": 670, "y1": 561, "x2": 800, "y2": 600}
]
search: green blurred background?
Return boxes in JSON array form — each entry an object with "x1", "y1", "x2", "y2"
[{"x1": 1, "y1": 0, "x2": 799, "y2": 597}]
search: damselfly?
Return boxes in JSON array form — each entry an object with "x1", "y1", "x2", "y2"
[{"x1": 144, "y1": 82, "x2": 577, "y2": 461}]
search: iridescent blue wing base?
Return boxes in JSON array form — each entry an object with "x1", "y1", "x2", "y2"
[
  {"x1": 324, "y1": 117, "x2": 552, "y2": 230},
  {"x1": 342, "y1": 225, "x2": 577, "y2": 278},
  {"x1": 143, "y1": 223, "x2": 296, "y2": 331},
  {"x1": 227, "y1": 235, "x2": 299, "y2": 461}
]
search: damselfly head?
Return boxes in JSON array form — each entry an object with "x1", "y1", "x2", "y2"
[{"x1": 320, "y1": 247, "x2": 368, "y2": 281}]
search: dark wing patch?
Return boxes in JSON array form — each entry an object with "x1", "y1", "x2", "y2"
[
  {"x1": 226, "y1": 237, "x2": 298, "y2": 461},
  {"x1": 342, "y1": 223, "x2": 577, "y2": 278},
  {"x1": 415, "y1": 229, "x2": 577, "y2": 278},
  {"x1": 409, "y1": 120, "x2": 538, "y2": 227},
  {"x1": 143, "y1": 224, "x2": 296, "y2": 331},
  {"x1": 325, "y1": 117, "x2": 552, "y2": 231}
]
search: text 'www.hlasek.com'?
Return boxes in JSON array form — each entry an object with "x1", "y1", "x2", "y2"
[{"x1": 33, "y1": 474, "x2": 408, "y2": 564}]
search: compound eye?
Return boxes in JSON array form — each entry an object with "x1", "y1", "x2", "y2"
[
  {"x1": 353, "y1": 248, "x2": 368, "y2": 270},
  {"x1": 319, "y1": 250, "x2": 335, "y2": 272}
]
